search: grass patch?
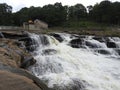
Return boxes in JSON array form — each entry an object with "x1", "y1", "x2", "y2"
[{"x1": 26, "y1": 21, "x2": 120, "y2": 37}]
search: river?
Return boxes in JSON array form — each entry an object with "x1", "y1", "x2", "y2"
[{"x1": 28, "y1": 33, "x2": 120, "y2": 90}]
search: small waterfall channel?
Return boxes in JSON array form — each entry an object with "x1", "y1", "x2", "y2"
[{"x1": 28, "y1": 33, "x2": 120, "y2": 90}]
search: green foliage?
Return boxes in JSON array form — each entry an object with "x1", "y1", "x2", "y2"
[
  {"x1": 90, "y1": 0, "x2": 120, "y2": 25},
  {"x1": 0, "y1": 3, "x2": 12, "y2": 25},
  {"x1": 62, "y1": 21, "x2": 110, "y2": 29},
  {"x1": 12, "y1": 2, "x2": 67, "y2": 26},
  {"x1": 68, "y1": 4, "x2": 87, "y2": 21},
  {"x1": 41, "y1": 3, "x2": 67, "y2": 26},
  {"x1": 0, "y1": 1, "x2": 120, "y2": 27}
]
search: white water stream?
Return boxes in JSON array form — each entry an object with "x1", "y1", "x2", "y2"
[{"x1": 28, "y1": 33, "x2": 120, "y2": 90}]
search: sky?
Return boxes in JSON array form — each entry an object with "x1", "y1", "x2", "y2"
[{"x1": 0, "y1": 0, "x2": 119, "y2": 12}]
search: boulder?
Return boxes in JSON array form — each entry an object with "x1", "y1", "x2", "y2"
[
  {"x1": 106, "y1": 42, "x2": 116, "y2": 48},
  {"x1": 19, "y1": 37, "x2": 37, "y2": 52},
  {"x1": 1, "y1": 32, "x2": 27, "y2": 39},
  {"x1": 115, "y1": 49, "x2": 120, "y2": 55},
  {"x1": 69, "y1": 39, "x2": 83, "y2": 48},
  {"x1": 0, "y1": 63, "x2": 52, "y2": 90},
  {"x1": 19, "y1": 35, "x2": 49, "y2": 52},
  {"x1": 85, "y1": 41, "x2": 98, "y2": 48},
  {"x1": 39, "y1": 35, "x2": 50, "y2": 45},
  {"x1": 93, "y1": 36, "x2": 105, "y2": 42},
  {"x1": 0, "y1": 33, "x2": 52, "y2": 90},
  {"x1": 0, "y1": 47, "x2": 21, "y2": 67},
  {"x1": 0, "y1": 70, "x2": 41, "y2": 90},
  {"x1": 50, "y1": 33, "x2": 63, "y2": 42},
  {"x1": 42, "y1": 49, "x2": 57, "y2": 55},
  {"x1": 0, "y1": 38, "x2": 36, "y2": 68},
  {"x1": 52, "y1": 78, "x2": 86, "y2": 90},
  {"x1": 98, "y1": 49, "x2": 111, "y2": 55},
  {"x1": 21, "y1": 56, "x2": 36, "y2": 68}
]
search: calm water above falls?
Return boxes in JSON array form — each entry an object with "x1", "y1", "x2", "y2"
[{"x1": 28, "y1": 33, "x2": 120, "y2": 90}]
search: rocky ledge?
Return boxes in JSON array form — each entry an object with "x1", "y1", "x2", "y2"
[{"x1": 0, "y1": 32, "x2": 52, "y2": 90}]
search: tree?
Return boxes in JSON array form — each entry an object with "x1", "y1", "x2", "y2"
[
  {"x1": 90, "y1": 0, "x2": 118, "y2": 24},
  {"x1": 111, "y1": 2, "x2": 120, "y2": 24},
  {"x1": 69, "y1": 4, "x2": 87, "y2": 21},
  {"x1": 13, "y1": 2, "x2": 67, "y2": 27},
  {"x1": 41, "y1": 2, "x2": 67, "y2": 26},
  {"x1": 0, "y1": 3, "x2": 12, "y2": 25},
  {"x1": 17, "y1": 7, "x2": 29, "y2": 25}
]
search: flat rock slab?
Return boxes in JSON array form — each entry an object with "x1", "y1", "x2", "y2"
[{"x1": 0, "y1": 70, "x2": 41, "y2": 90}]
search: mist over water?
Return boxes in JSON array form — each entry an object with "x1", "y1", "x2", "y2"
[{"x1": 28, "y1": 33, "x2": 120, "y2": 90}]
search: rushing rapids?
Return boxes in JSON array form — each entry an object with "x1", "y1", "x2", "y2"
[{"x1": 28, "y1": 33, "x2": 120, "y2": 90}]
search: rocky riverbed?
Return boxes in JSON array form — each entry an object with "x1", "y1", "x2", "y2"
[
  {"x1": 0, "y1": 31, "x2": 52, "y2": 90},
  {"x1": 1, "y1": 31, "x2": 120, "y2": 90}
]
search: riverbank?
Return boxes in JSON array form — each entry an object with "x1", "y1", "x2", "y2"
[
  {"x1": 0, "y1": 32, "x2": 52, "y2": 90},
  {"x1": 48, "y1": 27, "x2": 120, "y2": 37},
  {"x1": 0, "y1": 26, "x2": 120, "y2": 37}
]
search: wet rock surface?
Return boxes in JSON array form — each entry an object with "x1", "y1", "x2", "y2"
[
  {"x1": 93, "y1": 36, "x2": 105, "y2": 42},
  {"x1": 68, "y1": 34, "x2": 120, "y2": 58},
  {"x1": 0, "y1": 32, "x2": 52, "y2": 90},
  {"x1": 85, "y1": 41, "x2": 99, "y2": 48},
  {"x1": 50, "y1": 33, "x2": 63, "y2": 42},
  {"x1": 97, "y1": 49, "x2": 111, "y2": 55},
  {"x1": 42, "y1": 49, "x2": 57, "y2": 55},
  {"x1": 0, "y1": 63, "x2": 51, "y2": 90},
  {"x1": 1, "y1": 32, "x2": 120, "y2": 90},
  {"x1": 69, "y1": 39, "x2": 83, "y2": 48},
  {"x1": 106, "y1": 41, "x2": 116, "y2": 48},
  {"x1": 0, "y1": 38, "x2": 35, "y2": 68}
]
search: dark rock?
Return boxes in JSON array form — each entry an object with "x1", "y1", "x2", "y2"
[
  {"x1": 39, "y1": 35, "x2": 49, "y2": 45},
  {"x1": 42, "y1": 49, "x2": 57, "y2": 55},
  {"x1": 106, "y1": 42, "x2": 116, "y2": 48},
  {"x1": 50, "y1": 33, "x2": 63, "y2": 42},
  {"x1": 104, "y1": 37, "x2": 112, "y2": 42},
  {"x1": 98, "y1": 49, "x2": 111, "y2": 55},
  {"x1": 52, "y1": 78, "x2": 87, "y2": 90},
  {"x1": 0, "y1": 32, "x2": 4, "y2": 38},
  {"x1": 1, "y1": 32, "x2": 27, "y2": 39},
  {"x1": 19, "y1": 37, "x2": 32, "y2": 42},
  {"x1": 115, "y1": 49, "x2": 120, "y2": 55},
  {"x1": 21, "y1": 56, "x2": 36, "y2": 68},
  {"x1": 14, "y1": 41, "x2": 24, "y2": 47},
  {"x1": 69, "y1": 39, "x2": 83, "y2": 48},
  {"x1": 70, "y1": 35, "x2": 86, "y2": 39},
  {"x1": 0, "y1": 38, "x2": 37, "y2": 68},
  {"x1": 20, "y1": 35, "x2": 49, "y2": 52},
  {"x1": 19, "y1": 37, "x2": 38, "y2": 52},
  {"x1": 85, "y1": 41, "x2": 98, "y2": 48},
  {"x1": 93, "y1": 36, "x2": 105, "y2": 42},
  {"x1": 0, "y1": 33, "x2": 53, "y2": 90}
]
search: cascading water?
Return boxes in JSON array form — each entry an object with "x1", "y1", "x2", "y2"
[{"x1": 28, "y1": 33, "x2": 120, "y2": 90}]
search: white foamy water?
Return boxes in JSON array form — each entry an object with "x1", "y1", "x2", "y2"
[{"x1": 28, "y1": 33, "x2": 120, "y2": 90}]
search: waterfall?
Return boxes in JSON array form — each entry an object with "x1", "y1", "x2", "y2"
[{"x1": 28, "y1": 33, "x2": 120, "y2": 90}]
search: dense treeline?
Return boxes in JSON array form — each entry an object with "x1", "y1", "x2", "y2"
[
  {"x1": 0, "y1": 0, "x2": 120, "y2": 27},
  {"x1": 88, "y1": 1, "x2": 120, "y2": 25},
  {"x1": 0, "y1": 3, "x2": 12, "y2": 25}
]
